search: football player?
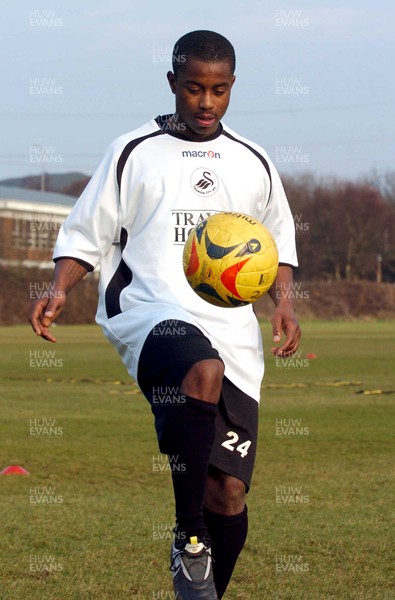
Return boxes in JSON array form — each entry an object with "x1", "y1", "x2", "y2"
[{"x1": 30, "y1": 30, "x2": 301, "y2": 599}]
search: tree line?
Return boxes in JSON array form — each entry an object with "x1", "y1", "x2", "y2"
[{"x1": 282, "y1": 171, "x2": 395, "y2": 282}]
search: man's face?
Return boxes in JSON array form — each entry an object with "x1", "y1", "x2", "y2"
[{"x1": 167, "y1": 58, "x2": 235, "y2": 141}]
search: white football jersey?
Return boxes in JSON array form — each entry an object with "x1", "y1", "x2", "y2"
[{"x1": 54, "y1": 116, "x2": 298, "y2": 401}]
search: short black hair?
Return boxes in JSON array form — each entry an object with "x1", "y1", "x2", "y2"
[{"x1": 172, "y1": 30, "x2": 236, "y2": 77}]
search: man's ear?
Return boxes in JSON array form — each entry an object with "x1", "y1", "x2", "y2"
[{"x1": 167, "y1": 71, "x2": 177, "y2": 94}]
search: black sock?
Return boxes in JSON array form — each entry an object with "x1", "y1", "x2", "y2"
[
  {"x1": 156, "y1": 395, "x2": 218, "y2": 548},
  {"x1": 203, "y1": 505, "x2": 248, "y2": 599}
]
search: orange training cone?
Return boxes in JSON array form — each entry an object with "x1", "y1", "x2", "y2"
[{"x1": 0, "y1": 465, "x2": 30, "y2": 476}]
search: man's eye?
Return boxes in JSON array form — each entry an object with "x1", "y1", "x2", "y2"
[
  {"x1": 214, "y1": 90, "x2": 225, "y2": 96},
  {"x1": 187, "y1": 88, "x2": 200, "y2": 94}
]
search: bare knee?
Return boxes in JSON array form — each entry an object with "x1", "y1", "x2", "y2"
[
  {"x1": 180, "y1": 359, "x2": 224, "y2": 404},
  {"x1": 204, "y1": 471, "x2": 246, "y2": 515}
]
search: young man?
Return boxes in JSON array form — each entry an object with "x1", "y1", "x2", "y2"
[{"x1": 30, "y1": 31, "x2": 300, "y2": 599}]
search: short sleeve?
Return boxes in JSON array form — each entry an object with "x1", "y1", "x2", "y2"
[{"x1": 53, "y1": 143, "x2": 121, "y2": 270}]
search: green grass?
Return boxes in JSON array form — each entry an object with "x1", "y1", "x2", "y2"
[{"x1": 0, "y1": 321, "x2": 394, "y2": 599}]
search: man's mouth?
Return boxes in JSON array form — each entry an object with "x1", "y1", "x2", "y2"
[{"x1": 195, "y1": 114, "x2": 216, "y2": 127}]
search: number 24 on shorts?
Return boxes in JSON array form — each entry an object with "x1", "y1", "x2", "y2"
[{"x1": 221, "y1": 431, "x2": 252, "y2": 458}]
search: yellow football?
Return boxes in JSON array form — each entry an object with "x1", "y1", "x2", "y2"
[{"x1": 183, "y1": 212, "x2": 278, "y2": 307}]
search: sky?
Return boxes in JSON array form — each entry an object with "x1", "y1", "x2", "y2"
[{"x1": 1, "y1": 0, "x2": 394, "y2": 184}]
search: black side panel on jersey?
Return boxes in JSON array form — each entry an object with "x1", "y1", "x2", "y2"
[
  {"x1": 105, "y1": 228, "x2": 132, "y2": 319},
  {"x1": 116, "y1": 130, "x2": 163, "y2": 192},
  {"x1": 105, "y1": 129, "x2": 164, "y2": 319},
  {"x1": 222, "y1": 130, "x2": 272, "y2": 207}
]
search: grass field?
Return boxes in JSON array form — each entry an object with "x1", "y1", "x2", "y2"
[{"x1": 0, "y1": 321, "x2": 394, "y2": 600}]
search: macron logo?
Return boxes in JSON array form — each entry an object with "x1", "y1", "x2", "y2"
[{"x1": 182, "y1": 150, "x2": 221, "y2": 159}]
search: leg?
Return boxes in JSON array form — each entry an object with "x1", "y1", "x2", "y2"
[
  {"x1": 137, "y1": 323, "x2": 255, "y2": 598},
  {"x1": 170, "y1": 358, "x2": 225, "y2": 544},
  {"x1": 137, "y1": 323, "x2": 225, "y2": 544},
  {"x1": 168, "y1": 359, "x2": 225, "y2": 599},
  {"x1": 204, "y1": 468, "x2": 246, "y2": 515},
  {"x1": 201, "y1": 377, "x2": 259, "y2": 598},
  {"x1": 180, "y1": 358, "x2": 224, "y2": 404},
  {"x1": 204, "y1": 470, "x2": 248, "y2": 599}
]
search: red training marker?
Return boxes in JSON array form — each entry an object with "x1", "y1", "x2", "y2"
[
  {"x1": 0, "y1": 465, "x2": 30, "y2": 476},
  {"x1": 306, "y1": 353, "x2": 318, "y2": 359}
]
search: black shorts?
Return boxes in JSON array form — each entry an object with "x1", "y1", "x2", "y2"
[{"x1": 137, "y1": 321, "x2": 258, "y2": 490}]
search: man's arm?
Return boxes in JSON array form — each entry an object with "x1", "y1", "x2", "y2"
[
  {"x1": 268, "y1": 264, "x2": 301, "y2": 357},
  {"x1": 29, "y1": 258, "x2": 89, "y2": 343}
]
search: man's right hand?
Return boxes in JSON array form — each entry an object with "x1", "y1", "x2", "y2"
[
  {"x1": 28, "y1": 257, "x2": 89, "y2": 342},
  {"x1": 29, "y1": 291, "x2": 66, "y2": 343}
]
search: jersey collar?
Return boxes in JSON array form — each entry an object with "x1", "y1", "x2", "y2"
[{"x1": 155, "y1": 114, "x2": 223, "y2": 142}]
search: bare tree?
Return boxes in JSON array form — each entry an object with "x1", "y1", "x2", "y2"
[{"x1": 282, "y1": 174, "x2": 394, "y2": 281}]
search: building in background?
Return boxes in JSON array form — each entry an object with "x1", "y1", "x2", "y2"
[{"x1": 0, "y1": 186, "x2": 76, "y2": 269}]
